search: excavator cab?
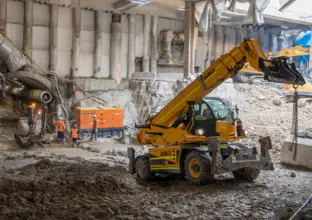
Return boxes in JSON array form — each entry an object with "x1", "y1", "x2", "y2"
[{"x1": 191, "y1": 97, "x2": 236, "y2": 137}]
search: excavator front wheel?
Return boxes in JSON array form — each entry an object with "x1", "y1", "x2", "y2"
[
  {"x1": 232, "y1": 168, "x2": 261, "y2": 181},
  {"x1": 135, "y1": 156, "x2": 155, "y2": 181},
  {"x1": 185, "y1": 151, "x2": 213, "y2": 185}
]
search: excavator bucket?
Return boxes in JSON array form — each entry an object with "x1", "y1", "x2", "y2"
[{"x1": 259, "y1": 56, "x2": 306, "y2": 86}]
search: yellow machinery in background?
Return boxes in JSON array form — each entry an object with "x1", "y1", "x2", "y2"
[
  {"x1": 236, "y1": 45, "x2": 310, "y2": 83},
  {"x1": 236, "y1": 45, "x2": 312, "y2": 106},
  {"x1": 128, "y1": 38, "x2": 306, "y2": 185}
]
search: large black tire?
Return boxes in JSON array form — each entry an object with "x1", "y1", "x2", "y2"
[
  {"x1": 135, "y1": 156, "x2": 155, "y2": 181},
  {"x1": 232, "y1": 168, "x2": 261, "y2": 181},
  {"x1": 184, "y1": 151, "x2": 214, "y2": 185}
]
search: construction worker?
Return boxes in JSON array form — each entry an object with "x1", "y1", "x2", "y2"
[
  {"x1": 90, "y1": 115, "x2": 98, "y2": 141},
  {"x1": 70, "y1": 124, "x2": 79, "y2": 147},
  {"x1": 53, "y1": 116, "x2": 66, "y2": 144}
]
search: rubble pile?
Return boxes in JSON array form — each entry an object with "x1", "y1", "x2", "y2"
[
  {"x1": 233, "y1": 83, "x2": 312, "y2": 161},
  {"x1": 0, "y1": 159, "x2": 145, "y2": 219}
]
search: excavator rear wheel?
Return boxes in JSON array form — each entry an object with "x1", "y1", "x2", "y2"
[
  {"x1": 184, "y1": 151, "x2": 213, "y2": 185},
  {"x1": 135, "y1": 156, "x2": 155, "y2": 181},
  {"x1": 232, "y1": 168, "x2": 261, "y2": 181}
]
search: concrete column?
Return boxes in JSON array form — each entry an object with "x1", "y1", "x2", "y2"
[
  {"x1": 71, "y1": 7, "x2": 81, "y2": 77},
  {"x1": 190, "y1": 2, "x2": 195, "y2": 75},
  {"x1": 110, "y1": 14, "x2": 122, "y2": 79},
  {"x1": 258, "y1": 27, "x2": 265, "y2": 48},
  {"x1": 229, "y1": 27, "x2": 236, "y2": 49},
  {"x1": 128, "y1": 14, "x2": 135, "y2": 79},
  {"x1": 0, "y1": 0, "x2": 7, "y2": 33},
  {"x1": 49, "y1": 5, "x2": 58, "y2": 72},
  {"x1": 143, "y1": 15, "x2": 150, "y2": 72},
  {"x1": 24, "y1": 0, "x2": 33, "y2": 57},
  {"x1": 247, "y1": 26, "x2": 252, "y2": 38},
  {"x1": 206, "y1": 24, "x2": 215, "y2": 68},
  {"x1": 214, "y1": 25, "x2": 223, "y2": 59},
  {"x1": 309, "y1": 31, "x2": 312, "y2": 69},
  {"x1": 277, "y1": 32, "x2": 284, "y2": 51},
  {"x1": 184, "y1": 1, "x2": 191, "y2": 77},
  {"x1": 235, "y1": 28, "x2": 242, "y2": 45},
  {"x1": 94, "y1": 10, "x2": 103, "y2": 78},
  {"x1": 268, "y1": 32, "x2": 273, "y2": 52},
  {"x1": 184, "y1": 1, "x2": 195, "y2": 77},
  {"x1": 223, "y1": 26, "x2": 229, "y2": 53},
  {"x1": 150, "y1": 15, "x2": 158, "y2": 73}
]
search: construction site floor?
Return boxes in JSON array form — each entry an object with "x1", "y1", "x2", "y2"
[{"x1": 0, "y1": 81, "x2": 312, "y2": 219}]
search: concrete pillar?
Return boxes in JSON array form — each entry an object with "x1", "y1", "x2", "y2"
[
  {"x1": 150, "y1": 15, "x2": 158, "y2": 73},
  {"x1": 223, "y1": 26, "x2": 230, "y2": 53},
  {"x1": 277, "y1": 32, "x2": 284, "y2": 51},
  {"x1": 49, "y1": 5, "x2": 58, "y2": 72},
  {"x1": 235, "y1": 28, "x2": 242, "y2": 45},
  {"x1": 71, "y1": 7, "x2": 81, "y2": 77},
  {"x1": 127, "y1": 14, "x2": 135, "y2": 79},
  {"x1": 268, "y1": 32, "x2": 273, "y2": 52},
  {"x1": 94, "y1": 10, "x2": 103, "y2": 78},
  {"x1": 0, "y1": 0, "x2": 7, "y2": 33},
  {"x1": 184, "y1": 1, "x2": 191, "y2": 77},
  {"x1": 229, "y1": 27, "x2": 236, "y2": 50},
  {"x1": 190, "y1": 2, "x2": 195, "y2": 75},
  {"x1": 309, "y1": 31, "x2": 312, "y2": 70},
  {"x1": 214, "y1": 25, "x2": 223, "y2": 59},
  {"x1": 24, "y1": 0, "x2": 33, "y2": 57},
  {"x1": 247, "y1": 26, "x2": 252, "y2": 38},
  {"x1": 143, "y1": 15, "x2": 150, "y2": 72},
  {"x1": 206, "y1": 24, "x2": 215, "y2": 68},
  {"x1": 110, "y1": 14, "x2": 122, "y2": 79},
  {"x1": 258, "y1": 27, "x2": 265, "y2": 48},
  {"x1": 184, "y1": 1, "x2": 195, "y2": 78}
]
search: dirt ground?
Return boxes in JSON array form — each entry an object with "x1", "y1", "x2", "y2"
[{"x1": 0, "y1": 83, "x2": 311, "y2": 220}]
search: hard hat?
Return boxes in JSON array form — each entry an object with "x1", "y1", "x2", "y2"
[
  {"x1": 73, "y1": 124, "x2": 77, "y2": 127},
  {"x1": 93, "y1": 115, "x2": 96, "y2": 118}
]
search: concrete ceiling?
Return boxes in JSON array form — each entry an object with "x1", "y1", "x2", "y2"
[{"x1": 33, "y1": 0, "x2": 312, "y2": 27}]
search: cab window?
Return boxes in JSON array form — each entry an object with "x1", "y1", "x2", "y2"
[
  {"x1": 194, "y1": 102, "x2": 213, "y2": 120},
  {"x1": 206, "y1": 99, "x2": 234, "y2": 123}
]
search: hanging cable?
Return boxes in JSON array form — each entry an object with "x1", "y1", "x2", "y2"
[{"x1": 289, "y1": 84, "x2": 299, "y2": 161}]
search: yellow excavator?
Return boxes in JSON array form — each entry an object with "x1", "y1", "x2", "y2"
[
  {"x1": 236, "y1": 45, "x2": 310, "y2": 84},
  {"x1": 128, "y1": 39, "x2": 306, "y2": 185}
]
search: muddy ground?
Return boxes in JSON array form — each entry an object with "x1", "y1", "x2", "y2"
[
  {"x1": 0, "y1": 159, "x2": 311, "y2": 220},
  {"x1": 0, "y1": 83, "x2": 311, "y2": 219}
]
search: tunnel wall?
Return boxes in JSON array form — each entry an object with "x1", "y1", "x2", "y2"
[{"x1": 3, "y1": 0, "x2": 295, "y2": 91}]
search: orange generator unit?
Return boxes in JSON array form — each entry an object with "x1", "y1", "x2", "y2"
[{"x1": 75, "y1": 107, "x2": 124, "y2": 138}]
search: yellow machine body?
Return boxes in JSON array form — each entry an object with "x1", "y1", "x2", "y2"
[{"x1": 128, "y1": 39, "x2": 305, "y2": 184}]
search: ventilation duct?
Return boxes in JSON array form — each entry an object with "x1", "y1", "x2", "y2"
[
  {"x1": 197, "y1": 0, "x2": 225, "y2": 32},
  {"x1": 198, "y1": 1, "x2": 212, "y2": 32}
]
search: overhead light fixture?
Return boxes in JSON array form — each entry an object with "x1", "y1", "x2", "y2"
[
  {"x1": 280, "y1": 25, "x2": 289, "y2": 29},
  {"x1": 177, "y1": 7, "x2": 185, "y2": 11}
]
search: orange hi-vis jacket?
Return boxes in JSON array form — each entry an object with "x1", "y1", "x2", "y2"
[
  {"x1": 53, "y1": 120, "x2": 66, "y2": 132},
  {"x1": 71, "y1": 128, "x2": 79, "y2": 139}
]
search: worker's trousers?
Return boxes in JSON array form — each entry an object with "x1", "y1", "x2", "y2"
[{"x1": 90, "y1": 130, "x2": 97, "y2": 141}]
